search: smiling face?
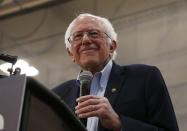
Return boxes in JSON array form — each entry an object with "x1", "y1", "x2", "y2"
[{"x1": 67, "y1": 16, "x2": 117, "y2": 74}]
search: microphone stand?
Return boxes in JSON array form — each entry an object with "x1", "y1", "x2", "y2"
[{"x1": 0, "y1": 53, "x2": 21, "y2": 76}]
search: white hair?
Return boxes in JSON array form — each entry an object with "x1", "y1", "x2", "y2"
[{"x1": 64, "y1": 13, "x2": 118, "y2": 59}]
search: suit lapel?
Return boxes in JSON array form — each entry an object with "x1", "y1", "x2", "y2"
[
  {"x1": 104, "y1": 62, "x2": 127, "y2": 108},
  {"x1": 98, "y1": 62, "x2": 127, "y2": 131}
]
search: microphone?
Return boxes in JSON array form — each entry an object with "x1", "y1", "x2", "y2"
[
  {"x1": 78, "y1": 71, "x2": 93, "y2": 126},
  {"x1": 79, "y1": 71, "x2": 93, "y2": 97}
]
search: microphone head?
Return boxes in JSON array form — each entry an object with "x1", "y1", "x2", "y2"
[
  {"x1": 79, "y1": 71, "x2": 93, "y2": 82},
  {"x1": 79, "y1": 71, "x2": 93, "y2": 96}
]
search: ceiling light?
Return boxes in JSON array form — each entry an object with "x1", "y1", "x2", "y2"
[{"x1": 0, "y1": 59, "x2": 39, "y2": 76}]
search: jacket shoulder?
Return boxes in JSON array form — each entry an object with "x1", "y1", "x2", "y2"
[
  {"x1": 121, "y1": 64, "x2": 159, "y2": 72},
  {"x1": 52, "y1": 79, "x2": 76, "y2": 96}
]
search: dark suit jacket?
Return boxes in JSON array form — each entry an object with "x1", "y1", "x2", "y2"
[{"x1": 53, "y1": 62, "x2": 179, "y2": 131}]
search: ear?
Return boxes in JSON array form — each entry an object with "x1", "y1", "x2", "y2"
[
  {"x1": 66, "y1": 48, "x2": 75, "y2": 62},
  {"x1": 109, "y1": 40, "x2": 117, "y2": 54}
]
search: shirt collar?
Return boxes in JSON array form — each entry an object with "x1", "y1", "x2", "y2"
[
  {"x1": 100, "y1": 59, "x2": 113, "y2": 89},
  {"x1": 76, "y1": 59, "x2": 113, "y2": 88}
]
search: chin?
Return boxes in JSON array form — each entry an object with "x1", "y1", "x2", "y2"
[{"x1": 80, "y1": 59, "x2": 99, "y2": 68}]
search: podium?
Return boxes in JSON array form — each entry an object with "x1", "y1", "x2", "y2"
[{"x1": 0, "y1": 75, "x2": 87, "y2": 131}]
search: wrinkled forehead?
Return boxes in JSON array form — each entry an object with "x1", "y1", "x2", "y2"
[{"x1": 71, "y1": 16, "x2": 105, "y2": 34}]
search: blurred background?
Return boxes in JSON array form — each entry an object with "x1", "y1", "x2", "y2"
[{"x1": 0, "y1": 0, "x2": 186, "y2": 130}]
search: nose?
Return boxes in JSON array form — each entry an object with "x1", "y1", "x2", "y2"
[{"x1": 81, "y1": 33, "x2": 91, "y2": 45}]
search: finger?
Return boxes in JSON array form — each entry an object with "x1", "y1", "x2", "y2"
[
  {"x1": 76, "y1": 105, "x2": 98, "y2": 114},
  {"x1": 76, "y1": 98, "x2": 99, "y2": 110},
  {"x1": 78, "y1": 103, "x2": 107, "y2": 118},
  {"x1": 78, "y1": 109, "x2": 99, "y2": 118},
  {"x1": 76, "y1": 95, "x2": 100, "y2": 103}
]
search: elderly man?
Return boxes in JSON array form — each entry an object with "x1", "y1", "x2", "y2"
[{"x1": 53, "y1": 13, "x2": 179, "y2": 131}]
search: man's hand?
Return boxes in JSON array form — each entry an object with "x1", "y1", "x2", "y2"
[{"x1": 75, "y1": 95, "x2": 122, "y2": 131}]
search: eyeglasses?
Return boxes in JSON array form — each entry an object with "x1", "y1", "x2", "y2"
[{"x1": 68, "y1": 29, "x2": 112, "y2": 43}]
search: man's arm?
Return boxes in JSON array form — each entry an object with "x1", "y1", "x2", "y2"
[{"x1": 118, "y1": 66, "x2": 179, "y2": 131}]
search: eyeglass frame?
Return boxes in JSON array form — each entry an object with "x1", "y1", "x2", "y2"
[{"x1": 68, "y1": 29, "x2": 112, "y2": 44}]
